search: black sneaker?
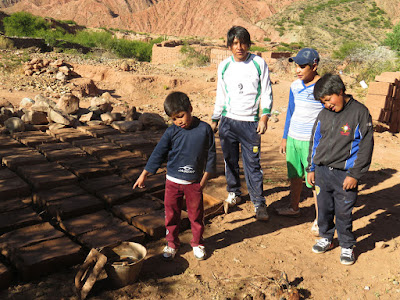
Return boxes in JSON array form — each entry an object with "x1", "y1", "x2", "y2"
[
  {"x1": 312, "y1": 238, "x2": 333, "y2": 253},
  {"x1": 340, "y1": 247, "x2": 355, "y2": 265}
]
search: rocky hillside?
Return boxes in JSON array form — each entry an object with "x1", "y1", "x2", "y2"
[{"x1": 0, "y1": 0, "x2": 400, "y2": 46}]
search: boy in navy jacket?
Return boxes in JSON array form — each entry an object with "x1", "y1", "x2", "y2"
[
  {"x1": 307, "y1": 74, "x2": 374, "y2": 265},
  {"x1": 134, "y1": 92, "x2": 216, "y2": 261}
]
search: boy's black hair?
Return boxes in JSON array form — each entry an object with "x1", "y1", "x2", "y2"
[
  {"x1": 227, "y1": 26, "x2": 251, "y2": 48},
  {"x1": 314, "y1": 73, "x2": 346, "y2": 100},
  {"x1": 164, "y1": 91, "x2": 192, "y2": 117}
]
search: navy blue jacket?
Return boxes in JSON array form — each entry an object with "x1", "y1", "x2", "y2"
[
  {"x1": 307, "y1": 96, "x2": 374, "y2": 180},
  {"x1": 145, "y1": 117, "x2": 216, "y2": 182}
]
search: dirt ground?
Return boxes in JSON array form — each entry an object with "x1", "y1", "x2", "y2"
[{"x1": 0, "y1": 55, "x2": 400, "y2": 300}]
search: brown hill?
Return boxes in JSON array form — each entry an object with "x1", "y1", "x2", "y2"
[{"x1": 0, "y1": 0, "x2": 302, "y2": 40}]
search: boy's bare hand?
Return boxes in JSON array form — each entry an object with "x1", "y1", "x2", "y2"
[
  {"x1": 307, "y1": 171, "x2": 315, "y2": 187},
  {"x1": 279, "y1": 139, "x2": 287, "y2": 154},
  {"x1": 132, "y1": 171, "x2": 148, "y2": 189},
  {"x1": 343, "y1": 176, "x2": 357, "y2": 190},
  {"x1": 257, "y1": 116, "x2": 268, "y2": 134},
  {"x1": 211, "y1": 121, "x2": 219, "y2": 133}
]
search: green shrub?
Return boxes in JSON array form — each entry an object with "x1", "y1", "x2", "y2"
[
  {"x1": 0, "y1": 36, "x2": 14, "y2": 49},
  {"x1": 263, "y1": 37, "x2": 271, "y2": 42},
  {"x1": 332, "y1": 41, "x2": 367, "y2": 59},
  {"x1": 384, "y1": 22, "x2": 400, "y2": 52},
  {"x1": 180, "y1": 43, "x2": 209, "y2": 66},
  {"x1": 250, "y1": 45, "x2": 267, "y2": 52},
  {"x1": 3, "y1": 12, "x2": 48, "y2": 37}
]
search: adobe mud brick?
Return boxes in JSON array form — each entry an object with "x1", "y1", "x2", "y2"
[
  {"x1": 0, "y1": 263, "x2": 12, "y2": 290},
  {"x1": 0, "y1": 222, "x2": 65, "y2": 253},
  {"x1": 47, "y1": 128, "x2": 93, "y2": 143},
  {"x1": 27, "y1": 170, "x2": 78, "y2": 190},
  {"x1": 36, "y1": 142, "x2": 74, "y2": 152},
  {"x1": 76, "y1": 222, "x2": 144, "y2": 249},
  {"x1": 112, "y1": 137, "x2": 156, "y2": 151},
  {"x1": 42, "y1": 147, "x2": 87, "y2": 161},
  {"x1": 0, "y1": 136, "x2": 23, "y2": 149},
  {"x1": 0, "y1": 207, "x2": 42, "y2": 234},
  {"x1": 0, "y1": 197, "x2": 31, "y2": 213},
  {"x1": 0, "y1": 176, "x2": 31, "y2": 200},
  {"x1": 80, "y1": 174, "x2": 128, "y2": 193},
  {"x1": 58, "y1": 157, "x2": 116, "y2": 179},
  {"x1": 45, "y1": 194, "x2": 104, "y2": 220},
  {"x1": 95, "y1": 183, "x2": 143, "y2": 205},
  {"x1": 33, "y1": 184, "x2": 87, "y2": 207},
  {"x1": 103, "y1": 132, "x2": 143, "y2": 142},
  {"x1": 58, "y1": 210, "x2": 116, "y2": 237},
  {"x1": 203, "y1": 193, "x2": 224, "y2": 219},
  {"x1": 111, "y1": 195, "x2": 164, "y2": 223},
  {"x1": 2, "y1": 151, "x2": 48, "y2": 171},
  {"x1": 77, "y1": 125, "x2": 119, "y2": 137},
  {"x1": 0, "y1": 147, "x2": 36, "y2": 160},
  {"x1": 17, "y1": 134, "x2": 58, "y2": 147},
  {"x1": 0, "y1": 168, "x2": 18, "y2": 180},
  {"x1": 374, "y1": 72, "x2": 400, "y2": 83},
  {"x1": 10, "y1": 236, "x2": 84, "y2": 281},
  {"x1": 79, "y1": 142, "x2": 120, "y2": 156},
  {"x1": 120, "y1": 167, "x2": 166, "y2": 185},
  {"x1": 362, "y1": 94, "x2": 388, "y2": 120},
  {"x1": 368, "y1": 82, "x2": 394, "y2": 96},
  {"x1": 72, "y1": 138, "x2": 104, "y2": 148},
  {"x1": 97, "y1": 150, "x2": 141, "y2": 164},
  {"x1": 107, "y1": 156, "x2": 147, "y2": 170},
  {"x1": 131, "y1": 210, "x2": 165, "y2": 238}
]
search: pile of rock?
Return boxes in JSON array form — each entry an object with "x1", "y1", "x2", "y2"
[
  {"x1": 23, "y1": 58, "x2": 78, "y2": 82},
  {"x1": 0, "y1": 93, "x2": 167, "y2": 134}
]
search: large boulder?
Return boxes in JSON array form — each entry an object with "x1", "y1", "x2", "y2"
[
  {"x1": 21, "y1": 111, "x2": 48, "y2": 125},
  {"x1": 90, "y1": 97, "x2": 113, "y2": 113},
  {"x1": 139, "y1": 113, "x2": 167, "y2": 129},
  {"x1": 56, "y1": 93, "x2": 80, "y2": 114},
  {"x1": 70, "y1": 78, "x2": 100, "y2": 97},
  {"x1": 31, "y1": 95, "x2": 57, "y2": 112},
  {"x1": 20, "y1": 98, "x2": 35, "y2": 110},
  {"x1": 48, "y1": 108, "x2": 78, "y2": 126},
  {"x1": 111, "y1": 120, "x2": 143, "y2": 132}
]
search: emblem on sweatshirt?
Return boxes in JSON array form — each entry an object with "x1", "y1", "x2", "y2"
[
  {"x1": 340, "y1": 123, "x2": 351, "y2": 136},
  {"x1": 238, "y1": 83, "x2": 243, "y2": 94},
  {"x1": 178, "y1": 165, "x2": 195, "y2": 174},
  {"x1": 253, "y1": 146, "x2": 259, "y2": 153}
]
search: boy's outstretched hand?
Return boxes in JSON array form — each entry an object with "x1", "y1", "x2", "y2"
[
  {"x1": 257, "y1": 115, "x2": 268, "y2": 134},
  {"x1": 279, "y1": 138, "x2": 287, "y2": 154},
  {"x1": 132, "y1": 170, "x2": 149, "y2": 189},
  {"x1": 307, "y1": 171, "x2": 315, "y2": 187},
  {"x1": 343, "y1": 176, "x2": 358, "y2": 190}
]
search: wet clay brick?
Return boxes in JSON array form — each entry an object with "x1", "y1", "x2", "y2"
[
  {"x1": 0, "y1": 197, "x2": 31, "y2": 213},
  {"x1": 0, "y1": 176, "x2": 31, "y2": 200},
  {"x1": 80, "y1": 174, "x2": 128, "y2": 193},
  {"x1": 77, "y1": 125, "x2": 119, "y2": 137},
  {"x1": 58, "y1": 157, "x2": 116, "y2": 179},
  {"x1": 111, "y1": 195, "x2": 163, "y2": 223},
  {"x1": 203, "y1": 193, "x2": 224, "y2": 219},
  {"x1": 58, "y1": 210, "x2": 116, "y2": 236},
  {"x1": 2, "y1": 152, "x2": 48, "y2": 170},
  {"x1": 33, "y1": 184, "x2": 87, "y2": 207},
  {"x1": 0, "y1": 207, "x2": 42, "y2": 234},
  {"x1": 45, "y1": 194, "x2": 104, "y2": 220},
  {"x1": 18, "y1": 135, "x2": 58, "y2": 147},
  {"x1": 25, "y1": 170, "x2": 78, "y2": 190},
  {"x1": 48, "y1": 128, "x2": 93, "y2": 143},
  {"x1": 0, "y1": 168, "x2": 18, "y2": 180},
  {"x1": 0, "y1": 262, "x2": 12, "y2": 290},
  {"x1": 36, "y1": 142, "x2": 73, "y2": 152},
  {"x1": 108, "y1": 157, "x2": 147, "y2": 170},
  {"x1": 131, "y1": 210, "x2": 165, "y2": 238},
  {"x1": 97, "y1": 150, "x2": 139, "y2": 164},
  {"x1": 0, "y1": 136, "x2": 23, "y2": 149},
  {"x1": 103, "y1": 132, "x2": 142, "y2": 143},
  {"x1": 0, "y1": 222, "x2": 64, "y2": 253},
  {"x1": 80, "y1": 143, "x2": 120, "y2": 156},
  {"x1": 0, "y1": 147, "x2": 36, "y2": 159},
  {"x1": 76, "y1": 222, "x2": 144, "y2": 249},
  {"x1": 10, "y1": 236, "x2": 84, "y2": 281},
  {"x1": 43, "y1": 147, "x2": 87, "y2": 162},
  {"x1": 95, "y1": 183, "x2": 142, "y2": 205}
]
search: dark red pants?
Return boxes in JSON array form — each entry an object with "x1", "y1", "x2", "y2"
[{"x1": 164, "y1": 179, "x2": 204, "y2": 249}]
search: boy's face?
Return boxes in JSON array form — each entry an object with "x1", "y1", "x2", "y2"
[
  {"x1": 320, "y1": 92, "x2": 346, "y2": 112},
  {"x1": 229, "y1": 37, "x2": 249, "y2": 62},
  {"x1": 171, "y1": 108, "x2": 193, "y2": 129},
  {"x1": 295, "y1": 63, "x2": 317, "y2": 83}
]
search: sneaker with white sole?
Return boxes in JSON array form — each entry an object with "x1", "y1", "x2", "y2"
[
  {"x1": 312, "y1": 238, "x2": 333, "y2": 253},
  {"x1": 255, "y1": 205, "x2": 269, "y2": 221},
  {"x1": 311, "y1": 219, "x2": 319, "y2": 236},
  {"x1": 193, "y1": 245, "x2": 206, "y2": 260},
  {"x1": 340, "y1": 247, "x2": 355, "y2": 265},
  {"x1": 224, "y1": 192, "x2": 239, "y2": 214},
  {"x1": 276, "y1": 206, "x2": 300, "y2": 217},
  {"x1": 162, "y1": 245, "x2": 177, "y2": 261}
]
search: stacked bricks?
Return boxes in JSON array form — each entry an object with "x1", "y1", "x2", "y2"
[
  {"x1": 151, "y1": 44, "x2": 185, "y2": 65},
  {"x1": 364, "y1": 71, "x2": 400, "y2": 133}
]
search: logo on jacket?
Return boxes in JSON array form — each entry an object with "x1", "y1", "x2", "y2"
[
  {"x1": 238, "y1": 83, "x2": 243, "y2": 94},
  {"x1": 340, "y1": 123, "x2": 351, "y2": 136},
  {"x1": 178, "y1": 165, "x2": 195, "y2": 174}
]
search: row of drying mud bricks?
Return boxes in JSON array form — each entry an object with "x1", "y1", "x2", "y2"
[
  {"x1": 0, "y1": 124, "x2": 214, "y2": 288},
  {"x1": 364, "y1": 71, "x2": 400, "y2": 133}
]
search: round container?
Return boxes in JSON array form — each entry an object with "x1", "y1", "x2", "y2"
[{"x1": 103, "y1": 242, "x2": 147, "y2": 287}]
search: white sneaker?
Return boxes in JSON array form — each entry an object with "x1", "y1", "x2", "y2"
[
  {"x1": 311, "y1": 220, "x2": 319, "y2": 237},
  {"x1": 193, "y1": 245, "x2": 206, "y2": 260},
  {"x1": 162, "y1": 245, "x2": 177, "y2": 261},
  {"x1": 224, "y1": 192, "x2": 239, "y2": 214}
]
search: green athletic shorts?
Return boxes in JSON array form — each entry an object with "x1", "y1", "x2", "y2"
[{"x1": 286, "y1": 136, "x2": 312, "y2": 188}]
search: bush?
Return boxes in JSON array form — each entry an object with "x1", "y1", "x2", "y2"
[
  {"x1": 332, "y1": 41, "x2": 368, "y2": 59},
  {"x1": 3, "y1": 12, "x2": 48, "y2": 37},
  {"x1": 0, "y1": 36, "x2": 14, "y2": 49},
  {"x1": 384, "y1": 22, "x2": 400, "y2": 52},
  {"x1": 180, "y1": 43, "x2": 209, "y2": 67}
]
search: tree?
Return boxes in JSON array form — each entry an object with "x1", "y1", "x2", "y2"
[{"x1": 3, "y1": 12, "x2": 48, "y2": 37}]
